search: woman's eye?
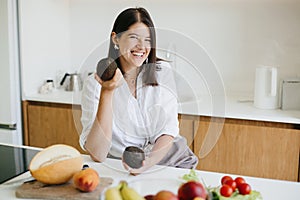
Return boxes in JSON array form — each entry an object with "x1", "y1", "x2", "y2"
[{"x1": 129, "y1": 35, "x2": 138, "y2": 40}]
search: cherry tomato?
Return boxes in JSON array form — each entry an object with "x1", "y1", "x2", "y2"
[
  {"x1": 220, "y1": 184, "x2": 233, "y2": 197},
  {"x1": 238, "y1": 183, "x2": 251, "y2": 195},
  {"x1": 235, "y1": 177, "x2": 246, "y2": 188},
  {"x1": 224, "y1": 179, "x2": 237, "y2": 191},
  {"x1": 221, "y1": 176, "x2": 233, "y2": 185}
]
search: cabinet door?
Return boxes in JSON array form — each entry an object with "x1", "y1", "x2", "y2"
[
  {"x1": 194, "y1": 117, "x2": 300, "y2": 181},
  {"x1": 178, "y1": 114, "x2": 200, "y2": 151},
  {"x1": 26, "y1": 102, "x2": 84, "y2": 153}
]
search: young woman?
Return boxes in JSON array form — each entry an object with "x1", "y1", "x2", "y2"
[{"x1": 80, "y1": 7, "x2": 198, "y2": 174}]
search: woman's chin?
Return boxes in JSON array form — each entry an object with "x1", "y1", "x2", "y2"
[
  {"x1": 132, "y1": 61, "x2": 146, "y2": 67},
  {"x1": 131, "y1": 56, "x2": 147, "y2": 66}
]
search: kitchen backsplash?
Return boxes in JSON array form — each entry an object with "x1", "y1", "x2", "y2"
[{"x1": 19, "y1": 0, "x2": 300, "y2": 99}]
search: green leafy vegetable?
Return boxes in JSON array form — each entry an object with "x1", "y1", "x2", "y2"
[
  {"x1": 209, "y1": 187, "x2": 263, "y2": 200},
  {"x1": 180, "y1": 169, "x2": 200, "y2": 182}
]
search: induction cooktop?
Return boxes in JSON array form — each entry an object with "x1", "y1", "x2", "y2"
[{"x1": 0, "y1": 144, "x2": 40, "y2": 184}]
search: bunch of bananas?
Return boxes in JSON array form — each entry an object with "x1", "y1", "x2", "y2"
[{"x1": 105, "y1": 181, "x2": 145, "y2": 200}]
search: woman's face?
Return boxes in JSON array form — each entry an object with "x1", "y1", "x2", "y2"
[{"x1": 113, "y1": 22, "x2": 151, "y2": 70}]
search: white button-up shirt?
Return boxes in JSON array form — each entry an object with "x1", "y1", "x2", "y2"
[{"x1": 80, "y1": 61, "x2": 179, "y2": 158}]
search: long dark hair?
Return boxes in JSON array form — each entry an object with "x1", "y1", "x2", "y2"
[{"x1": 108, "y1": 7, "x2": 158, "y2": 86}]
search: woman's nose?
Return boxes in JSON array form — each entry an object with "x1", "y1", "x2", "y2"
[{"x1": 136, "y1": 39, "x2": 145, "y2": 48}]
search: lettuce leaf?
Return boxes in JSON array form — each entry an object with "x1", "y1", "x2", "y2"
[
  {"x1": 180, "y1": 169, "x2": 200, "y2": 182},
  {"x1": 209, "y1": 188, "x2": 263, "y2": 200}
]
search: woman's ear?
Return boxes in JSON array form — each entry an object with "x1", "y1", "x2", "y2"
[{"x1": 111, "y1": 32, "x2": 118, "y2": 45}]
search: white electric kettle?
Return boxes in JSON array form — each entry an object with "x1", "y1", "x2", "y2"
[{"x1": 254, "y1": 66, "x2": 279, "y2": 109}]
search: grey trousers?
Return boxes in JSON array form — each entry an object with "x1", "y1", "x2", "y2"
[{"x1": 157, "y1": 136, "x2": 198, "y2": 169}]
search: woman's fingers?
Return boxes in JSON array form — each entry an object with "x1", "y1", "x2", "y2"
[
  {"x1": 94, "y1": 73, "x2": 103, "y2": 84},
  {"x1": 122, "y1": 157, "x2": 147, "y2": 176},
  {"x1": 95, "y1": 68, "x2": 124, "y2": 90}
]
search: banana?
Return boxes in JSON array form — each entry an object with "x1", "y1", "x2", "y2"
[
  {"x1": 120, "y1": 181, "x2": 145, "y2": 200},
  {"x1": 104, "y1": 182, "x2": 123, "y2": 200}
]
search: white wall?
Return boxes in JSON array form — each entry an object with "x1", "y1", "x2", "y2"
[
  {"x1": 19, "y1": 0, "x2": 71, "y2": 97},
  {"x1": 19, "y1": 0, "x2": 300, "y2": 98}
]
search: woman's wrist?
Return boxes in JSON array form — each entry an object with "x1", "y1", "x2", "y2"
[
  {"x1": 100, "y1": 87, "x2": 114, "y2": 96},
  {"x1": 143, "y1": 156, "x2": 156, "y2": 168}
]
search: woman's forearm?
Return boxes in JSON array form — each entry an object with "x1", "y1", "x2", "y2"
[
  {"x1": 146, "y1": 135, "x2": 174, "y2": 166},
  {"x1": 85, "y1": 70, "x2": 123, "y2": 162},
  {"x1": 85, "y1": 89, "x2": 114, "y2": 162},
  {"x1": 129, "y1": 135, "x2": 174, "y2": 175}
]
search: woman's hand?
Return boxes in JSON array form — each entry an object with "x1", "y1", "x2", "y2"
[
  {"x1": 122, "y1": 158, "x2": 148, "y2": 176},
  {"x1": 121, "y1": 135, "x2": 174, "y2": 175},
  {"x1": 94, "y1": 68, "x2": 123, "y2": 91},
  {"x1": 123, "y1": 135, "x2": 174, "y2": 175}
]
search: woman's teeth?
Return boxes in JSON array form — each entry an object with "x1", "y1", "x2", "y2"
[{"x1": 132, "y1": 52, "x2": 144, "y2": 57}]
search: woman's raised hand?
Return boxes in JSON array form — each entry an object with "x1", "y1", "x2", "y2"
[{"x1": 95, "y1": 68, "x2": 124, "y2": 91}]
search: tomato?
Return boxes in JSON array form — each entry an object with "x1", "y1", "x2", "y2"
[
  {"x1": 235, "y1": 177, "x2": 246, "y2": 188},
  {"x1": 224, "y1": 179, "x2": 237, "y2": 191},
  {"x1": 220, "y1": 184, "x2": 233, "y2": 197},
  {"x1": 221, "y1": 176, "x2": 233, "y2": 185},
  {"x1": 238, "y1": 183, "x2": 251, "y2": 195}
]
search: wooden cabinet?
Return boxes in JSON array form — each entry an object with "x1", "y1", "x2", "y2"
[
  {"x1": 178, "y1": 114, "x2": 199, "y2": 151},
  {"x1": 22, "y1": 102, "x2": 300, "y2": 181},
  {"x1": 181, "y1": 115, "x2": 300, "y2": 182},
  {"x1": 22, "y1": 101, "x2": 85, "y2": 154}
]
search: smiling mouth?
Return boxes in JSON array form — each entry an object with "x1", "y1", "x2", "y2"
[{"x1": 131, "y1": 51, "x2": 144, "y2": 57}]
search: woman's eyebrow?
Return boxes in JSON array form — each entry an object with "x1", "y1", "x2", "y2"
[
  {"x1": 127, "y1": 33, "x2": 151, "y2": 38},
  {"x1": 128, "y1": 33, "x2": 137, "y2": 35}
]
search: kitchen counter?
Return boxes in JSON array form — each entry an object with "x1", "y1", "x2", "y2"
[
  {"x1": 179, "y1": 95, "x2": 300, "y2": 124},
  {"x1": 0, "y1": 144, "x2": 300, "y2": 199},
  {"x1": 25, "y1": 90, "x2": 300, "y2": 125},
  {"x1": 25, "y1": 89, "x2": 82, "y2": 105}
]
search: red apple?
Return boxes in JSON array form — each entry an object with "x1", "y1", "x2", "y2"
[
  {"x1": 154, "y1": 190, "x2": 179, "y2": 200},
  {"x1": 178, "y1": 181, "x2": 207, "y2": 200}
]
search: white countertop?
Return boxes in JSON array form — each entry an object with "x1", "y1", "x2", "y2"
[
  {"x1": 179, "y1": 95, "x2": 300, "y2": 124},
  {"x1": 25, "y1": 90, "x2": 300, "y2": 124},
  {"x1": 25, "y1": 89, "x2": 82, "y2": 105},
  {"x1": 1, "y1": 149, "x2": 300, "y2": 200}
]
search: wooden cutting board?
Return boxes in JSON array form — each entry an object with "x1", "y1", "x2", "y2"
[{"x1": 15, "y1": 177, "x2": 113, "y2": 200}]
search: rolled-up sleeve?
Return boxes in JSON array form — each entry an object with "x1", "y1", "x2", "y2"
[{"x1": 79, "y1": 74, "x2": 100, "y2": 150}]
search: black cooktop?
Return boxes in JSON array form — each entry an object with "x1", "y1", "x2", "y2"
[{"x1": 0, "y1": 144, "x2": 40, "y2": 184}]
